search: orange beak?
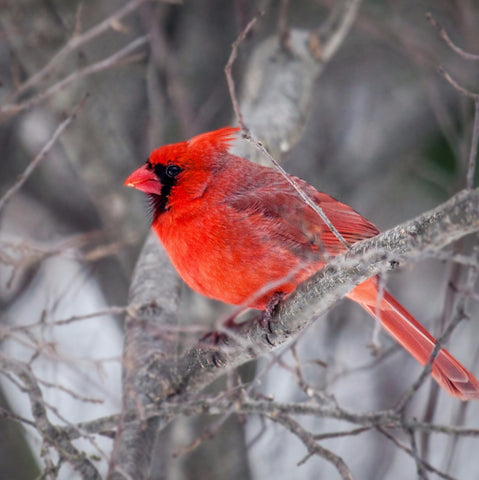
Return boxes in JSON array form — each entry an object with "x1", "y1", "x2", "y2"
[{"x1": 124, "y1": 164, "x2": 162, "y2": 195}]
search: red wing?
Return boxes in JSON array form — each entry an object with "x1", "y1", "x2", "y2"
[{"x1": 229, "y1": 172, "x2": 379, "y2": 258}]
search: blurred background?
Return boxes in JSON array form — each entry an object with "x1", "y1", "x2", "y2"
[{"x1": 1, "y1": 0, "x2": 479, "y2": 478}]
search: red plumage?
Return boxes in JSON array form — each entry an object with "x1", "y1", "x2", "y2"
[{"x1": 125, "y1": 127, "x2": 479, "y2": 400}]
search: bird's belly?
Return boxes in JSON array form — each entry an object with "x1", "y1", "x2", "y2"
[{"x1": 159, "y1": 222, "x2": 320, "y2": 309}]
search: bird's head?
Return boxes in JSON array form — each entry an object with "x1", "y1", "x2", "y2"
[{"x1": 124, "y1": 126, "x2": 239, "y2": 215}]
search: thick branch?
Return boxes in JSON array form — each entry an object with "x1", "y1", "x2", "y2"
[{"x1": 108, "y1": 233, "x2": 181, "y2": 479}]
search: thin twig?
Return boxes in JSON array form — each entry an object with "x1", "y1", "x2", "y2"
[
  {"x1": 313, "y1": 426, "x2": 372, "y2": 441},
  {"x1": 57, "y1": 394, "x2": 479, "y2": 442},
  {"x1": 277, "y1": 0, "x2": 291, "y2": 52},
  {"x1": 427, "y1": 12, "x2": 479, "y2": 61},
  {"x1": 225, "y1": 11, "x2": 350, "y2": 249},
  {"x1": 10, "y1": 305, "x2": 129, "y2": 332},
  {"x1": 438, "y1": 66, "x2": 479, "y2": 100},
  {"x1": 5, "y1": 0, "x2": 179, "y2": 104},
  {"x1": 244, "y1": 134, "x2": 350, "y2": 249},
  {"x1": 268, "y1": 414, "x2": 353, "y2": 480},
  {"x1": 309, "y1": 0, "x2": 362, "y2": 62},
  {"x1": 37, "y1": 378, "x2": 104, "y2": 404},
  {"x1": 224, "y1": 11, "x2": 264, "y2": 133},
  {"x1": 467, "y1": 99, "x2": 479, "y2": 189},
  {"x1": 1, "y1": 36, "x2": 148, "y2": 119},
  {"x1": 0, "y1": 95, "x2": 88, "y2": 213},
  {"x1": 377, "y1": 427, "x2": 455, "y2": 480},
  {"x1": 142, "y1": 4, "x2": 195, "y2": 136},
  {"x1": 0, "y1": 354, "x2": 102, "y2": 479},
  {"x1": 0, "y1": 406, "x2": 37, "y2": 429},
  {"x1": 406, "y1": 427, "x2": 428, "y2": 480},
  {"x1": 428, "y1": 250, "x2": 479, "y2": 267},
  {"x1": 73, "y1": 2, "x2": 84, "y2": 38},
  {"x1": 420, "y1": 258, "x2": 461, "y2": 460}
]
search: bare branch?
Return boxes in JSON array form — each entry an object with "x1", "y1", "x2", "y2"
[
  {"x1": 427, "y1": 12, "x2": 479, "y2": 61},
  {"x1": 277, "y1": 0, "x2": 291, "y2": 52},
  {"x1": 108, "y1": 232, "x2": 181, "y2": 480},
  {"x1": 309, "y1": 0, "x2": 362, "y2": 62},
  {"x1": 1, "y1": 36, "x2": 148, "y2": 119},
  {"x1": 59, "y1": 392, "x2": 479, "y2": 442},
  {"x1": 10, "y1": 305, "x2": 129, "y2": 332},
  {"x1": 0, "y1": 406, "x2": 37, "y2": 429},
  {"x1": 0, "y1": 95, "x2": 88, "y2": 213},
  {"x1": 377, "y1": 427, "x2": 455, "y2": 480},
  {"x1": 225, "y1": 11, "x2": 264, "y2": 133},
  {"x1": 467, "y1": 100, "x2": 479, "y2": 189},
  {"x1": 226, "y1": 14, "x2": 352, "y2": 249},
  {"x1": 243, "y1": 133, "x2": 350, "y2": 249},
  {"x1": 0, "y1": 354, "x2": 102, "y2": 479},
  {"x1": 4, "y1": 0, "x2": 180, "y2": 105},
  {"x1": 438, "y1": 65, "x2": 479, "y2": 100},
  {"x1": 268, "y1": 414, "x2": 353, "y2": 480},
  {"x1": 141, "y1": 4, "x2": 195, "y2": 136}
]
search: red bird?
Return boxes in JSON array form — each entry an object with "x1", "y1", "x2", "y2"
[{"x1": 125, "y1": 126, "x2": 479, "y2": 400}]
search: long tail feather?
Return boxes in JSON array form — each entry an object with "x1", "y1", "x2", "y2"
[{"x1": 348, "y1": 279, "x2": 479, "y2": 401}]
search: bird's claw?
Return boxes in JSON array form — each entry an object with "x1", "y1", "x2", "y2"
[
  {"x1": 261, "y1": 291, "x2": 285, "y2": 345},
  {"x1": 200, "y1": 330, "x2": 227, "y2": 368}
]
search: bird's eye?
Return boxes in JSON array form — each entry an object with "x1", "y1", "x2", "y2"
[{"x1": 166, "y1": 164, "x2": 182, "y2": 178}]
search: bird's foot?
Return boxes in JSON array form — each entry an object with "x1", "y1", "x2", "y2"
[
  {"x1": 199, "y1": 330, "x2": 228, "y2": 368},
  {"x1": 261, "y1": 291, "x2": 285, "y2": 345}
]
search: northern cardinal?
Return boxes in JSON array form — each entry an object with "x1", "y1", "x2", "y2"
[{"x1": 125, "y1": 126, "x2": 479, "y2": 400}]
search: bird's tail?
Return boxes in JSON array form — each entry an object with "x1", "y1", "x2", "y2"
[{"x1": 348, "y1": 278, "x2": 479, "y2": 401}]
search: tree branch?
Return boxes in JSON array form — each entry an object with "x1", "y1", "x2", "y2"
[
  {"x1": 108, "y1": 233, "x2": 181, "y2": 479},
  {"x1": 0, "y1": 354, "x2": 101, "y2": 479},
  {"x1": 0, "y1": 95, "x2": 87, "y2": 213},
  {"x1": 1, "y1": 36, "x2": 148, "y2": 120},
  {"x1": 59, "y1": 393, "x2": 479, "y2": 442},
  {"x1": 3, "y1": 0, "x2": 180, "y2": 107}
]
